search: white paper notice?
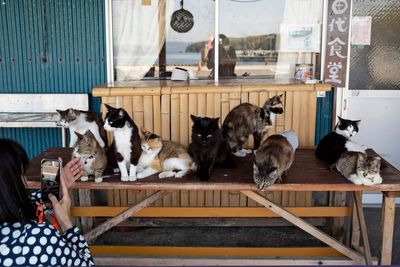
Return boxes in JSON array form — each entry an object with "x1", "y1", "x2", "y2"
[{"x1": 351, "y1": 16, "x2": 372, "y2": 45}]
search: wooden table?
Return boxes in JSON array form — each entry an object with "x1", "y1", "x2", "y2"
[{"x1": 26, "y1": 147, "x2": 400, "y2": 265}]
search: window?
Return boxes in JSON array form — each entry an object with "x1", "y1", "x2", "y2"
[{"x1": 111, "y1": 0, "x2": 323, "y2": 81}]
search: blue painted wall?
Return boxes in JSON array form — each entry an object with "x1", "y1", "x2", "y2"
[
  {"x1": 0, "y1": 0, "x2": 106, "y2": 158},
  {"x1": 315, "y1": 90, "x2": 334, "y2": 144}
]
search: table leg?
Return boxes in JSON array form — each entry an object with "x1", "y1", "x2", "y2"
[{"x1": 380, "y1": 192, "x2": 396, "y2": 265}]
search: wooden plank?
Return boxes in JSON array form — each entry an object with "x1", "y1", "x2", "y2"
[
  {"x1": 299, "y1": 92, "x2": 309, "y2": 146},
  {"x1": 380, "y1": 193, "x2": 396, "y2": 265},
  {"x1": 91, "y1": 246, "x2": 343, "y2": 257},
  {"x1": 213, "y1": 93, "x2": 221, "y2": 207},
  {"x1": 198, "y1": 93, "x2": 206, "y2": 117},
  {"x1": 170, "y1": 94, "x2": 180, "y2": 143},
  {"x1": 161, "y1": 94, "x2": 170, "y2": 140},
  {"x1": 353, "y1": 192, "x2": 372, "y2": 265},
  {"x1": 351, "y1": 199, "x2": 361, "y2": 249},
  {"x1": 331, "y1": 191, "x2": 347, "y2": 243},
  {"x1": 132, "y1": 96, "x2": 144, "y2": 127},
  {"x1": 93, "y1": 256, "x2": 364, "y2": 266},
  {"x1": 153, "y1": 95, "x2": 161, "y2": 136},
  {"x1": 143, "y1": 96, "x2": 153, "y2": 132},
  {"x1": 180, "y1": 191, "x2": 189, "y2": 207},
  {"x1": 188, "y1": 94, "x2": 198, "y2": 142},
  {"x1": 78, "y1": 189, "x2": 93, "y2": 234},
  {"x1": 241, "y1": 190, "x2": 364, "y2": 263},
  {"x1": 283, "y1": 91, "x2": 294, "y2": 207},
  {"x1": 71, "y1": 207, "x2": 352, "y2": 218},
  {"x1": 84, "y1": 191, "x2": 168, "y2": 242},
  {"x1": 179, "y1": 94, "x2": 189, "y2": 147},
  {"x1": 308, "y1": 91, "x2": 317, "y2": 145}
]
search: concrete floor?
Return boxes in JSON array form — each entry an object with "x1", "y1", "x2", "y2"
[{"x1": 94, "y1": 207, "x2": 399, "y2": 264}]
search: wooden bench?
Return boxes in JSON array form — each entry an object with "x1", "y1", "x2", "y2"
[
  {"x1": 25, "y1": 147, "x2": 400, "y2": 265},
  {"x1": 0, "y1": 94, "x2": 88, "y2": 147}
]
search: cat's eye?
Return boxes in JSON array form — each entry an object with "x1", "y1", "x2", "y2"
[
  {"x1": 207, "y1": 134, "x2": 212, "y2": 138},
  {"x1": 197, "y1": 134, "x2": 201, "y2": 137}
]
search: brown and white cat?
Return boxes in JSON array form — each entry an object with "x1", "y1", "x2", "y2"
[
  {"x1": 72, "y1": 130, "x2": 107, "y2": 183},
  {"x1": 137, "y1": 128, "x2": 196, "y2": 179},
  {"x1": 335, "y1": 151, "x2": 382, "y2": 185},
  {"x1": 222, "y1": 94, "x2": 283, "y2": 157},
  {"x1": 253, "y1": 134, "x2": 294, "y2": 191},
  {"x1": 103, "y1": 104, "x2": 142, "y2": 182},
  {"x1": 57, "y1": 108, "x2": 108, "y2": 148}
]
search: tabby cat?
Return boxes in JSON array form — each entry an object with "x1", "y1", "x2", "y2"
[
  {"x1": 189, "y1": 115, "x2": 233, "y2": 181},
  {"x1": 103, "y1": 104, "x2": 142, "y2": 182},
  {"x1": 57, "y1": 108, "x2": 108, "y2": 148},
  {"x1": 335, "y1": 151, "x2": 382, "y2": 185},
  {"x1": 72, "y1": 130, "x2": 107, "y2": 183},
  {"x1": 253, "y1": 134, "x2": 295, "y2": 191},
  {"x1": 222, "y1": 94, "x2": 283, "y2": 157},
  {"x1": 136, "y1": 128, "x2": 196, "y2": 179},
  {"x1": 316, "y1": 116, "x2": 366, "y2": 165}
]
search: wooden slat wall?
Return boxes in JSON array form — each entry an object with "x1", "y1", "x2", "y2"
[{"x1": 98, "y1": 85, "x2": 320, "y2": 208}]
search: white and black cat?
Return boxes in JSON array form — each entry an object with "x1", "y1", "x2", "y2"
[
  {"x1": 103, "y1": 104, "x2": 142, "y2": 182},
  {"x1": 316, "y1": 116, "x2": 366, "y2": 165},
  {"x1": 57, "y1": 108, "x2": 108, "y2": 148}
]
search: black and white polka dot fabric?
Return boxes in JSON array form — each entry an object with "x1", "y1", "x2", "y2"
[{"x1": 0, "y1": 222, "x2": 94, "y2": 266}]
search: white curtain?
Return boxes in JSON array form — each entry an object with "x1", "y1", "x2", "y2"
[
  {"x1": 275, "y1": 0, "x2": 323, "y2": 79},
  {"x1": 113, "y1": 0, "x2": 175, "y2": 80}
]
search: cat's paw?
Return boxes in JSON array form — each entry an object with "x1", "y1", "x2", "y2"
[
  {"x1": 174, "y1": 171, "x2": 187, "y2": 178},
  {"x1": 121, "y1": 176, "x2": 129, "y2": 182},
  {"x1": 94, "y1": 177, "x2": 103, "y2": 183},
  {"x1": 159, "y1": 171, "x2": 174, "y2": 179},
  {"x1": 128, "y1": 175, "x2": 137, "y2": 182},
  {"x1": 80, "y1": 176, "x2": 89, "y2": 182},
  {"x1": 362, "y1": 179, "x2": 374, "y2": 186},
  {"x1": 371, "y1": 176, "x2": 383, "y2": 185}
]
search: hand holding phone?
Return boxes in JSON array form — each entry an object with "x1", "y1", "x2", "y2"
[{"x1": 40, "y1": 158, "x2": 62, "y2": 204}]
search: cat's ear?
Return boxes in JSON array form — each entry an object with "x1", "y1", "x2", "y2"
[
  {"x1": 104, "y1": 103, "x2": 115, "y2": 111},
  {"x1": 190, "y1": 114, "x2": 199, "y2": 123},
  {"x1": 118, "y1": 109, "x2": 125, "y2": 118},
  {"x1": 84, "y1": 130, "x2": 95, "y2": 138},
  {"x1": 56, "y1": 109, "x2": 64, "y2": 115},
  {"x1": 74, "y1": 131, "x2": 84, "y2": 140},
  {"x1": 213, "y1": 117, "x2": 220, "y2": 124},
  {"x1": 337, "y1": 116, "x2": 344, "y2": 122},
  {"x1": 354, "y1": 119, "x2": 361, "y2": 126},
  {"x1": 140, "y1": 126, "x2": 151, "y2": 137},
  {"x1": 278, "y1": 94, "x2": 283, "y2": 99}
]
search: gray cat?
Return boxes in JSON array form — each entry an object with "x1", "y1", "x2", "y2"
[
  {"x1": 222, "y1": 94, "x2": 283, "y2": 157},
  {"x1": 72, "y1": 130, "x2": 107, "y2": 183},
  {"x1": 253, "y1": 134, "x2": 295, "y2": 191},
  {"x1": 335, "y1": 151, "x2": 382, "y2": 185}
]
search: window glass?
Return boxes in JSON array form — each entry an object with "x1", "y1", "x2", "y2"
[{"x1": 220, "y1": 0, "x2": 323, "y2": 80}]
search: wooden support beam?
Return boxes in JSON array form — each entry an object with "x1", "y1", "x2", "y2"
[
  {"x1": 93, "y1": 256, "x2": 363, "y2": 266},
  {"x1": 78, "y1": 189, "x2": 93, "y2": 234},
  {"x1": 90, "y1": 246, "x2": 342, "y2": 257},
  {"x1": 353, "y1": 192, "x2": 372, "y2": 265},
  {"x1": 380, "y1": 192, "x2": 396, "y2": 265},
  {"x1": 351, "y1": 198, "x2": 361, "y2": 249},
  {"x1": 84, "y1": 191, "x2": 168, "y2": 242},
  {"x1": 71, "y1": 206, "x2": 351, "y2": 218},
  {"x1": 241, "y1": 190, "x2": 364, "y2": 263}
]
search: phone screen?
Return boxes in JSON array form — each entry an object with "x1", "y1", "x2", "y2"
[{"x1": 41, "y1": 159, "x2": 62, "y2": 204}]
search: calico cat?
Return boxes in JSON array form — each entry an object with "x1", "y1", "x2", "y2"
[
  {"x1": 57, "y1": 108, "x2": 108, "y2": 148},
  {"x1": 222, "y1": 94, "x2": 283, "y2": 157},
  {"x1": 253, "y1": 134, "x2": 295, "y2": 191},
  {"x1": 189, "y1": 115, "x2": 233, "y2": 181},
  {"x1": 316, "y1": 116, "x2": 366, "y2": 165},
  {"x1": 103, "y1": 104, "x2": 142, "y2": 182},
  {"x1": 72, "y1": 130, "x2": 107, "y2": 183},
  {"x1": 335, "y1": 151, "x2": 382, "y2": 185},
  {"x1": 136, "y1": 128, "x2": 196, "y2": 179}
]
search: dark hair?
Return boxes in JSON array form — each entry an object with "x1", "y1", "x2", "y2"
[{"x1": 0, "y1": 139, "x2": 35, "y2": 223}]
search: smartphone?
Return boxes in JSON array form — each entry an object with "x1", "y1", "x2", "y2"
[{"x1": 40, "y1": 158, "x2": 62, "y2": 204}]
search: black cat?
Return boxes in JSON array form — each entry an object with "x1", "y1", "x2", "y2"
[
  {"x1": 316, "y1": 116, "x2": 365, "y2": 165},
  {"x1": 188, "y1": 115, "x2": 233, "y2": 181}
]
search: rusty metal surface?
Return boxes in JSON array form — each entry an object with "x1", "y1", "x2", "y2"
[{"x1": 350, "y1": 0, "x2": 400, "y2": 90}]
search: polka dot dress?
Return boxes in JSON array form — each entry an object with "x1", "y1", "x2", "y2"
[{"x1": 0, "y1": 222, "x2": 94, "y2": 266}]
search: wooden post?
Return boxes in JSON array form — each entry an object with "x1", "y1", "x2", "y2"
[
  {"x1": 380, "y1": 192, "x2": 396, "y2": 265},
  {"x1": 353, "y1": 192, "x2": 372, "y2": 265},
  {"x1": 158, "y1": 0, "x2": 166, "y2": 75},
  {"x1": 78, "y1": 189, "x2": 93, "y2": 234}
]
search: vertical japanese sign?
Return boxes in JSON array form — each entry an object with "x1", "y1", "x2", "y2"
[{"x1": 324, "y1": 0, "x2": 351, "y2": 87}]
